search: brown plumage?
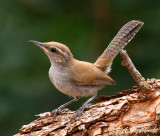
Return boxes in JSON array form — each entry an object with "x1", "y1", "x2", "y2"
[
  {"x1": 29, "y1": 20, "x2": 144, "y2": 120},
  {"x1": 95, "y1": 20, "x2": 144, "y2": 73}
]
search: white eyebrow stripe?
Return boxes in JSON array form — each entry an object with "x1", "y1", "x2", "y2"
[{"x1": 57, "y1": 48, "x2": 69, "y2": 58}]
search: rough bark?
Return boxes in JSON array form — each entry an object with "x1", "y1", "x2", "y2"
[
  {"x1": 14, "y1": 78, "x2": 160, "y2": 136},
  {"x1": 14, "y1": 51, "x2": 160, "y2": 136}
]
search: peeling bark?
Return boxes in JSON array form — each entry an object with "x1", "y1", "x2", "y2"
[
  {"x1": 14, "y1": 50, "x2": 160, "y2": 136},
  {"x1": 14, "y1": 79, "x2": 160, "y2": 136}
]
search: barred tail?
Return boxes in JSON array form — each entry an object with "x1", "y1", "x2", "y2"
[{"x1": 94, "y1": 20, "x2": 144, "y2": 73}]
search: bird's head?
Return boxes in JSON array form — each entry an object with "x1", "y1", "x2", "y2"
[{"x1": 29, "y1": 40, "x2": 73, "y2": 65}]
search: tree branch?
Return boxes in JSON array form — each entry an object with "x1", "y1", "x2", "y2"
[
  {"x1": 120, "y1": 50, "x2": 145, "y2": 89},
  {"x1": 14, "y1": 50, "x2": 160, "y2": 136}
]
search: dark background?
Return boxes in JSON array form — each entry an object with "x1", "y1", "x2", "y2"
[{"x1": 1, "y1": 0, "x2": 160, "y2": 135}]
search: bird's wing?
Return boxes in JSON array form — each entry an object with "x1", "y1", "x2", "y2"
[{"x1": 69, "y1": 60, "x2": 115, "y2": 86}]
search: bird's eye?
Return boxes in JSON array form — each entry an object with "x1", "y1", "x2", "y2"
[{"x1": 51, "y1": 48, "x2": 56, "y2": 53}]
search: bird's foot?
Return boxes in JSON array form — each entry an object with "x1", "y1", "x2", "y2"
[
  {"x1": 52, "y1": 106, "x2": 66, "y2": 120},
  {"x1": 71, "y1": 103, "x2": 92, "y2": 120}
]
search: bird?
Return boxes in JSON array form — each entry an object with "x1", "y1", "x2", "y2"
[{"x1": 29, "y1": 20, "x2": 144, "y2": 120}]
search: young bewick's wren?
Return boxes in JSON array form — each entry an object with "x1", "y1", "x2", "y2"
[{"x1": 29, "y1": 20, "x2": 143, "y2": 120}]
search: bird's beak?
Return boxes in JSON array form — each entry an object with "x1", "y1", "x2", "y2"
[{"x1": 29, "y1": 40, "x2": 49, "y2": 54}]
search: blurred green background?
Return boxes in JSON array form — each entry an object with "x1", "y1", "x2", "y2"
[{"x1": 1, "y1": 0, "x2": 160, "y2": 135}]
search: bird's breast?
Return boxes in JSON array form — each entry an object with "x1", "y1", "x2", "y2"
[
  {"x1": 49, "y1": 66, "x2": 70, "y2": 94},
  {"x1": 48, "y1": 65, "x2": 98, "y2": 97}
]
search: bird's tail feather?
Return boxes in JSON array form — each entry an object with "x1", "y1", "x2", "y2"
[{"x1": 94, "y1": 20, "x2": 144, "y2": 73}]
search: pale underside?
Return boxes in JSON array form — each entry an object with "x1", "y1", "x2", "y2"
[{"x1": 49, "y1": 59, "x2": 115, "y2": 97}]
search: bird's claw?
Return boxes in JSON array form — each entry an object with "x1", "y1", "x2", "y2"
[
  {"x1": 52, "y1": 106, "x2": 65, "y2": 120},
  {"x1": 71, "y1": 103, "x2": 92, "y2": 120}
]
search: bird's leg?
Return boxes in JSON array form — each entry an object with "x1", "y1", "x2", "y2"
[
  {"x1": 72, "y1": 93, "x2": 97, "y2": 119},
  {"x1": 52, "y1": 97, "x2": 79, "y2": 120}
]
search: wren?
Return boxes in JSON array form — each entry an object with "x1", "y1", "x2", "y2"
[{"x1": 29, "y1": 20, "x2": 143, "y2": 120}]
